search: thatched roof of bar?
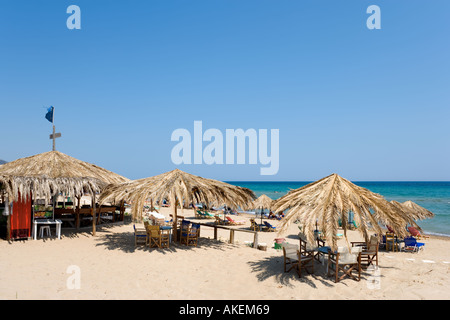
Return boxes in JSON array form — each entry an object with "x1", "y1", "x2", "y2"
[
  {"x1": 0, "y1": 151, "x2": 129, "y2": 201},
  {"x1": 99, "y1": 169, "x2": 256, "y2": 221},
  {"x1": 252, "y1": 194, "x2": 274, "y2": 210},
  {"x1": 271, "y1": 173, "x2": 411, "y2": 249}
]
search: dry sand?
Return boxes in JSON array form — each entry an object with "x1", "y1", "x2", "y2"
[{"x1": 1, "y1": 207, "x2": 449, "y2": 300}]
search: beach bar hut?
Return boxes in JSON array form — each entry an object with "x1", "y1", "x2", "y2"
[
  {"x1": 0, "y1": 151, "x2": 129, "y2": 240},
  {"x1": 99, "y1": 169, "x2": 256, "y2": 242},
  {"x1": 272, "y1": 173, "x2": 411, "y2": 250}
]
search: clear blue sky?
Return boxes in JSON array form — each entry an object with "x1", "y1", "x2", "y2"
[{"x1": 1, "y1": 0, "x2": 449, "y2": 181}]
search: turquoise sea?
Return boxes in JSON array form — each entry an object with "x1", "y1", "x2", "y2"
[{"x1": 227, "y1": 181, "x2": 450, "y2": 237}]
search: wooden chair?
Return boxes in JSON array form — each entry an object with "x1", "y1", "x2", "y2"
[
  {"x1": 148, "y1": 225, "x2": 162, "y2": 249},
  {"x1": 179, "y1": 220, "x2": 191, "y2": 244},
  {"x1": 250, "y1": 218, "x2": 261, "y2": 231},
  {"x1": 160, "y1": 227, "x2": 170, "y2": 248},
  {"x1": 351, "y1": 235, "x2": 379, "y2": 268},
  {"x1": 134, "y1": 224, "x2": 148, "y2": 247},
  {"x1": 314, "y1": 238, "x2": 328, "y2": 263},
  {"x1": 282, "y1": 243, "x2": 299, "y2": 273},
  {"x1": 385, "y1": 232, "x2": 398, "y2": 252},
  {"x1": 327, "y1": 246, "x2": 362, "y2": 283},
  {"x1": 180, "y1": 222, "x2": 200, "y2": 246},
  {"x1": 297, "y1": 238, "x2": 315, "y2": 277}
]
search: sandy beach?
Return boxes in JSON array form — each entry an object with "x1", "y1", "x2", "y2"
[{"x1": 1, "y1": 207, "x2": 449, "y2": 300}]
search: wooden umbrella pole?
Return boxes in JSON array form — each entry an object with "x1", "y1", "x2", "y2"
[
  {"x1": 172, "y1": 200, "x2": 178, "y2": 242},
  {"x1": 92, "y1": 193, "x2": 96, "y2": 236},
  {"x1": 76, "y1": 196, "x2": 81, "y2": 229}
]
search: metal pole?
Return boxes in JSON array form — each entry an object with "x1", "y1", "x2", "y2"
[{"x1": 52, "y1": 107, "x2": 55, "y2": 151}]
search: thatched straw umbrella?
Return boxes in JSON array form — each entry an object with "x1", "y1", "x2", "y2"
[
  {"x1": 99, "y1": 169, "x2": 256, "y2": 242},
  {"x1": 271, "y1": 173, "x2": 410, "y2": 250},
  {"x1": 0, "y1": 151, "x2": 129, "y2": 235},
  {"x1": 252, "y1": 194, "x2": 274, "y2": 224},
  {"x1": 390, "y1": 200, "x2": 434, "y2": 226}
]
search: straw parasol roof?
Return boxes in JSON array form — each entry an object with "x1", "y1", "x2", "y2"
[
  {"x1": 271, "y1": 173, "x2": 411, "y2": 250},
  {"x1": 99, "y1": 169, "x2": 256, "y2": 241},
  {"x1": 0, "y1": 150, "x2": 129, "y2": 202},
  {"x1": 252, "y1": 194, "x2": 274, "y2": 210},
  {"x1": 390, "y1": 200, "x2": 434, "y2": 224}
]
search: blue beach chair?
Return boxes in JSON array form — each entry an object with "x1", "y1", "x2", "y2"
[
  {"x1": 263, "y1": 221, "x2": 276, "y2": 232},
  {"x1": 403, "y1": 237, "x2": 425, "y2": 252}
]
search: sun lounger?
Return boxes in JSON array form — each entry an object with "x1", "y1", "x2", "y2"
[
  {"x1": 263, "y1": 221, "x2": 276, "y2": 232},
  {"x1": 408, "y1": 226, "x2": 429, "y2": 239},
  {"x1": 214, "y1": 215, "x2": 228, "y2": 225},
  {"x1": 403, "y1": 236, "x2": 425, "y2": 252},
  {"x1": 226, "y1": 216, "x2": 245, "y2": 225},
  {"x1": 203, "y1": 211, "x2": 215, "y2": 218}
]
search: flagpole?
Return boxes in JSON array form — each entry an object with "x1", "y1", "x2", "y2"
[{"x1": 52, "y1": 107, "x2": 55, "y2": 151}]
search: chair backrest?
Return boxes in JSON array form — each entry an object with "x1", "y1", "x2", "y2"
[
  {"x1": 298, "y1": 232, "x2": 316, "y2": 251},
  {"x1": 264, "y1": 221, "x2": 273, "y2": 228},
  {"x1": 226, "y1": 216, "x2": 234, "y2": 223},
  {"x1": 337, "y1": 246, "x2": 361, "y2": 264},
  {"x1": 181, "y1": 220, "x2": 190, "y2": 231},
  {"x1": 367, "y1": 235, "x2": 379, "y2": 251},
  {"x1": 191, "y1": 223, "x2": 200, "y2": 234},
  {"x1": 282, "y1": 243, "x2": 298, "y2": 257},
  {"x1": 404, "y1": 237, "x2": 417, "y2": 246},
  {"x1": 148, "y1": 225, "x2": 160, "y2": 237},
  {"x1": 386, "y1": 232, "x2": 395, "y2": 241}
]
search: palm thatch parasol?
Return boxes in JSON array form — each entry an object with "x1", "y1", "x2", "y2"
[
  {"x1": 390, "y1": 200, "x2": 434, "y2": 226},
  {"x1": 99, "y1": 169, "x2": 256, "y2": 241},
  {"x1": 251, "y1": 194, "x2": 274, "y2": 224},
  {"x1": 271, "y1": 173, "x2": 411, "y2": 250},
  {"x1": 401, "y1": 200, "x2": 434, "y2": 220},
  {"x1": 0, "y1": 151, "x2": 129, "y2": 235}
]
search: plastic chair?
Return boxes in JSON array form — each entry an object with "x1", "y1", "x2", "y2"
[{"x1": 39, "y1": 225, "x2": 51, "y2": 238}]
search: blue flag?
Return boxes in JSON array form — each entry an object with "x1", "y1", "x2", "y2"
[{"x1": 45, "y1": 106, "x2": 54, "y2": 123}]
